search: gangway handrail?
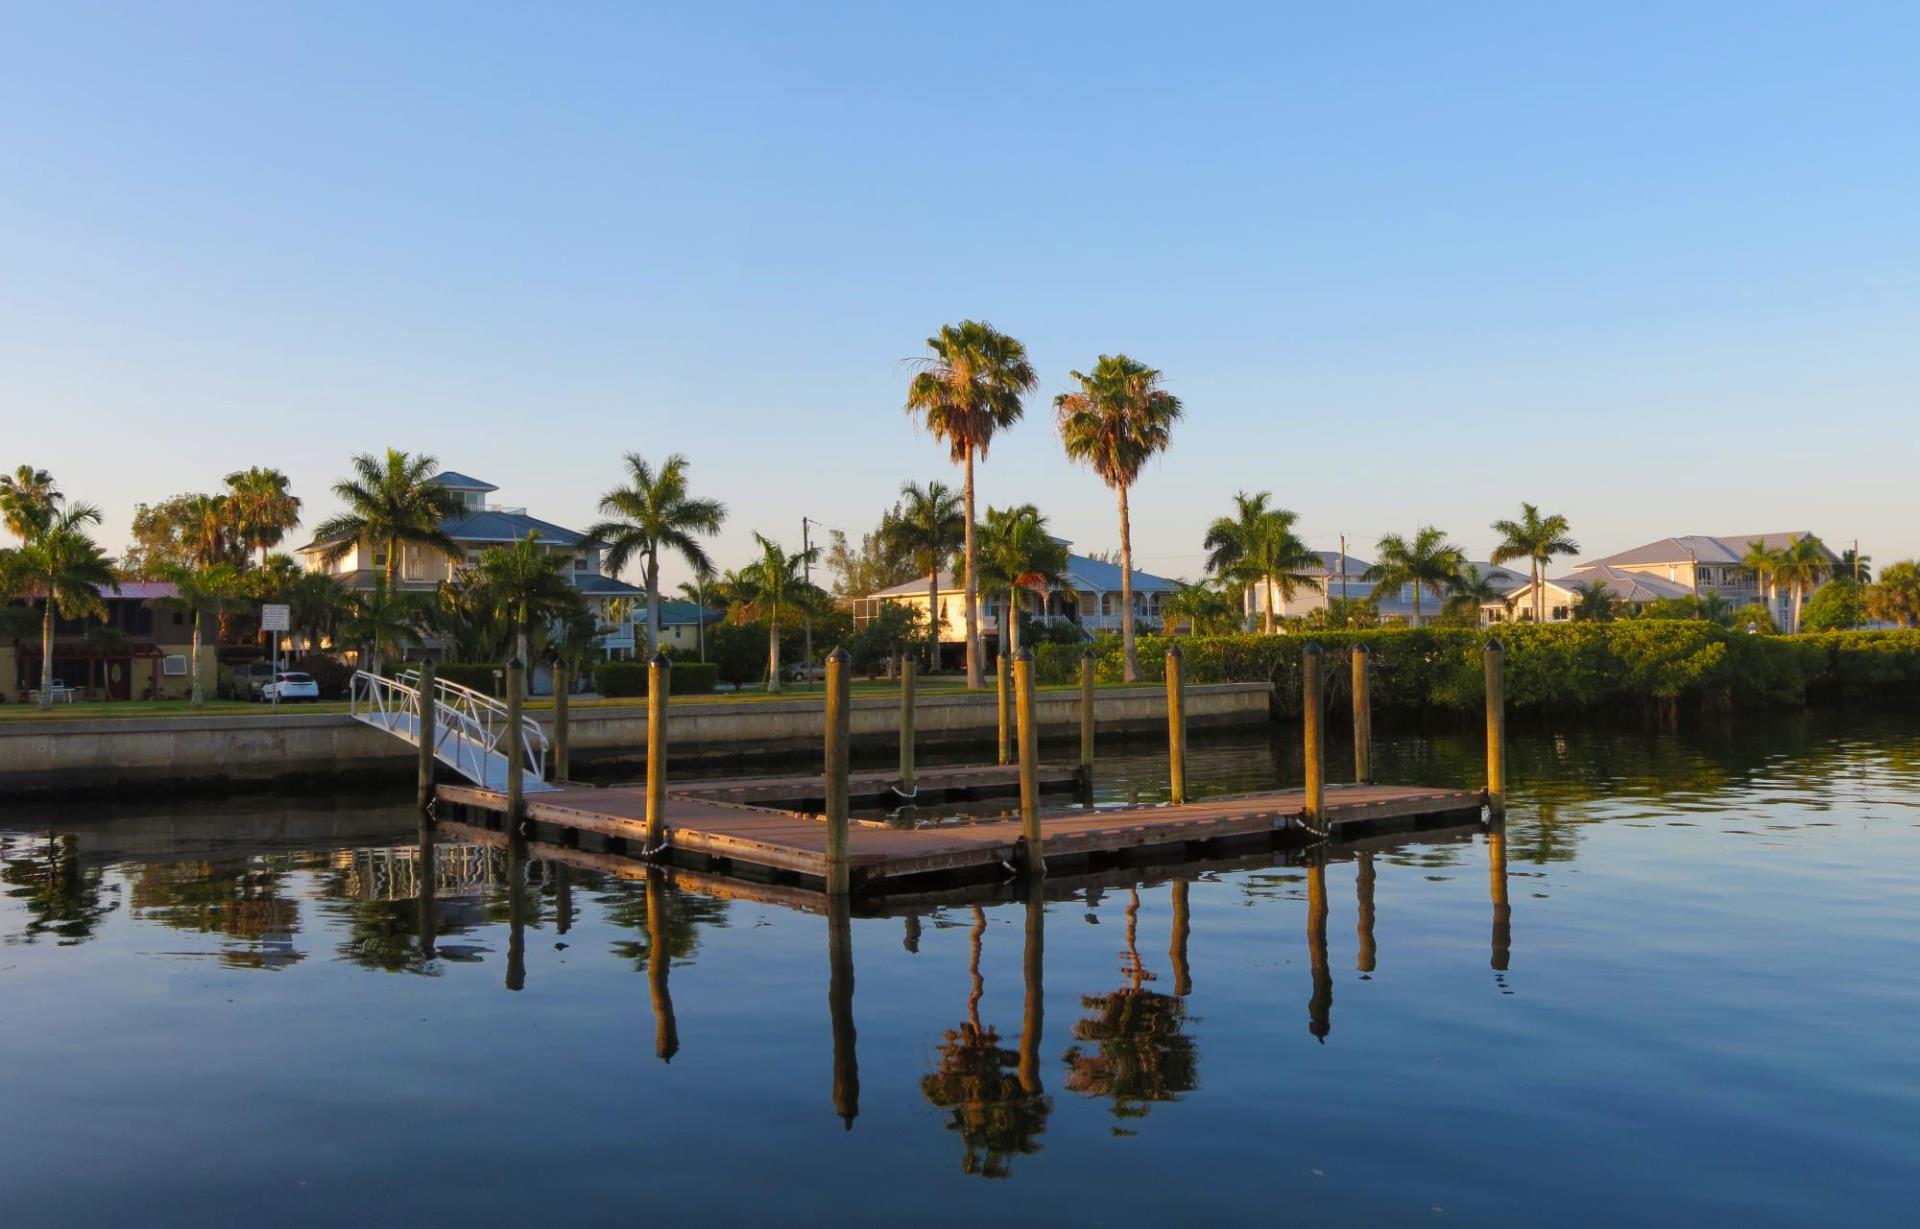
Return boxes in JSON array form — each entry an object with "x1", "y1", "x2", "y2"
[{"x1": 350, "y1": 669, "x2": 548, "y2": 788}]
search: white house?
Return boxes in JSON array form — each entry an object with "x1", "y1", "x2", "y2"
[
  {"x1": 1249, "y1": 551, "x2": 1529, "y2": 626},
  {"x1": 1498, "y1": 532, "x2": 1837, "y2": 625}
]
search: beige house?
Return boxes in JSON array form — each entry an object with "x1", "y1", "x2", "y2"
[
  {"x1": 1496, "y1": 532, "x2": 1836, "y2": 625},
  {"x1": 3, "y1": 581, "x2": 216, "y2": 703},
  {"x1": 1251, "y1": 551, "x2": 1528, "y2": 627}
]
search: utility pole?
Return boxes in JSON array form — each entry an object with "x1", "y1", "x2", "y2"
[
  {"x1": 1339, "y1": 533, "x2": 1349, "y2": 603},
  {"x1": 696, "y1": 575, "x2": 707, "y2": 664},
  {"x1": 1854, "y1": 538, "x2": 1861, "y2": 583},
  {"x1": 802, "y1": 516, "x2": 816, "y2": 683}
]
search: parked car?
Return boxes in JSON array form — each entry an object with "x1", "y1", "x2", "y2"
[
  {"x1": 224, "y1": 661, "x2": 276, "y2": 700},
  {"x1": 260, "y1": 672, "x2": 320, "y2": 703}
]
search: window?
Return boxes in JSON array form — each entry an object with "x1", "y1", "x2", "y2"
[
  {"x1": 1551, "y1": 606, "x2": 1569, "y2": 621},
  {"x1": 574, "y1": 556, "x2": 589, "y2": 571},
  {"x1": 162, "y1": 655, "x2": 188, "y2": 676}
]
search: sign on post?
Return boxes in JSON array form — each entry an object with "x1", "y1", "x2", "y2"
[{"x1": 261, "y1": 604, "x2": 291, "y2": 705}]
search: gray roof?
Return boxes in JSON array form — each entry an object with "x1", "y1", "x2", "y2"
[
  {"x1": 428, "y1": 471, "x2": 499, "y2": 493},
  {"x1": 1585, "y1": 532, "x2": 1829, "y2": 569},
  {"x1": 571, "y1": 572, "x2": 646, "y2": 597},
  {"x1": 867, "y1": 551, "x2": 1178, "y2": 599},
  {"x1": 442, "y1": 509, "x2": 585, "y2": 546},
  {"x1": 1308, "y1": 550, "x2": 1372, "y2": 577},
  {"x1": 1543, "y1": 565, "x2": 1696, "y2": 603}
]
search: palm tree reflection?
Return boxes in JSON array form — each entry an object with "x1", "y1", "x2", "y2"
[
  {"x1": 1063, "y1": 887, "x2": 1197, "y2": 1123},
  {"x1": 1, "y1": 833, "x2": 117, "y2": 946},
  {"x1": 921, "y1": 898, "x2": 1051, "y2": 1176}
]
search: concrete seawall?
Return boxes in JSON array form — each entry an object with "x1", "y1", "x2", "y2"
[{"x1": 0, "y1": 682, "x2": 1274, "y2": 798}]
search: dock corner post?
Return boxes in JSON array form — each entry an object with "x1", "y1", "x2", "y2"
[
  {"x1": 415, "y1": 654, "x2": 437, "y2": 814},
  {"x1": 552, "y1": 653, "x2": 571, "y2": 783},
  {"x1": 824, "y1": 645, "x2": 852, "y2": 896},
  {"x1": 1078, "y1": 648, "x2": 1096, "y2": 777},
  {"x1": 996, "y1": 650, "x2": 1012, "y2": 767},
  {"x1": 1165, "y1": 643, "x2": 1188, "y2": 804},
  {"x1": 644, "y1": 651, "x2": 672, "y2": 852},
  {"x1": 1014, "y1": 647, "x2": 1044, "y2": 877},
  {"x1": 505, "y1": 657, "x2": 526, "y2": 827},
  {"x1": 1350, "y1": 643, "x2": 1371, "y2": 785},
  {"x1": 1302, "y1": 642, "x2": 1325, "y2": 826},
  {"x1": 1484, "y1": 638, "x2": 1507, "y2": 820},
  {"x1": 898, "y1": 654, "x2": 917, "y2": 794}
]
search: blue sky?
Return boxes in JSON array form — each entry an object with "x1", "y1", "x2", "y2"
[{"x1": 2, "y1": 2, "x2": 1915, "y2": 585}]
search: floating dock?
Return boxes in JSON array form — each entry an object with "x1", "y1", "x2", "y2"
[
  {"x1": 435, "y1": 779, "x2": 1484, "y2": 895},
  {"x1": 663, "y1": 762, "x2": 1081, "y2": 810}
]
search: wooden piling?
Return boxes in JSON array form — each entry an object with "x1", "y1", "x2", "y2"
[
  {"x1": 1078, "y1": 649, "x2": 1096, "y2": 774},
  {"x1": 1014, "y1": 648, "x2": 1043, "y2": 876},
  {"x1": 644, "y1": 652, "x2": 671, "y2": 851},
  {"x1": 898, "y1": 655, "x2": 916, "y2": 794},
  {"x1": 824, "y1": 645, "x2": 852, "y2": 896},
  {"x1": 553, "y1": 658, "x2": 571, "y2": 783},
  {"x1": 504, "y1": 658, "x2": 526, "y2": 826},
  {"x1": 1302, "y1": 643, "x2": 1325, "y2": 826},
  {"x1": 996, "y1": 651, "x2": 1012, "y2": 767},
  {"x1": 415, "y1": 656, "x2": 436, "y2": 813},
  {"x1": 1166, "y1": 643, "x2": 1188, "y2": 805},
  {"x1": 1484, "y1": 639, "x2": 1507, "y2": 819},
  {"x1": 1351, "y1": 644, "x2": 1372, "y2": 785}
]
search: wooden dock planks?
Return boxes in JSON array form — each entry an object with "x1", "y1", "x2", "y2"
[
  {"x1": 663, "y1": 762, "x2": 1080, "y2": 809},
  {"x1": 436, "y1": 779, "x2": 1484, "y2": 893}
]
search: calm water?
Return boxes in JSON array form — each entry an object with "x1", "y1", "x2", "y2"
[{"x1": 4, "y1": 712, "x2": 1918, "y2": 1226}]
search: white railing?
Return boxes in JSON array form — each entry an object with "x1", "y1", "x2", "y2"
[{"x1": 350, "y1": 669, "x2": 549, "y2": 788}]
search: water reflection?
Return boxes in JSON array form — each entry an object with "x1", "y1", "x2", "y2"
[
  {"x1": 827, "y1": 894, "x2": 858, "y2": 1128},
  {"x1": 647, "y1": 870, "x2": 679, "y2": 1062},
  {"x1": 1355, "y1": 851, "x2": 1377, "y2": 975},
  {"x1": 1306, "y1": 854, "x2": 1332, "y2": 1042},
  {"x1": 1062, "y1": 887, "x2": 1198, "y2": 1123},
  {"x1": 1, "y1": 833, "x2": 118, "y2": 946},
  {"x1": 1489, "y1": 818, "x2": 1512, "y2": 976}
]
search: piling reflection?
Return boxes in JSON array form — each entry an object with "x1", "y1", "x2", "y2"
[
  {"x1": 1306, "y1": 854, "x2": 1332, "y2": 1042},
  {"x1": 416, "y1": 818, "x2": 437, "y2": 962},
  {"x1": 1489, "y1": 819, "x2": 1511, "y2": 974},
  {"x1": 646, "y1": 870, "x2": 679, "y2": 1062},
  {"x1": 505, "y1": 835, "x2": 528, "y2": 992},
  {"x1": 1355, "y1": 852, "x2": 1376, "y2": 975},
  {"x1": 922, "y1": 901, "x2": 1051, "y2": 1176},
  {"x1": 1169, "y1": 879, "x2": 1192, "y2": 997},
  {"x1": 1063, "y1": 887, "x2": 1197, "y2": 1122},
  {"x1": 828, "y1": 894, "x2": 859, "y2": 1128}
]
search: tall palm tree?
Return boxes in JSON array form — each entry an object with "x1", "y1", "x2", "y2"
[
  {"x1": 223, "y1": 467, "x2": 303, "y2": 566},
  {"x1": 467, "y1": 531, "x2": 588, "y2": 666},
  {"x1": 976, "y1": 504, "x2": 1071, "y2": 655},
  {"x1": 0, "y1": 465, "x2": 61, "y2": 541},
  {"x1": 1203, "y1": 493, "x2": 1319, "y2": 633},
  {"x1": 15, "y1": 504, "x2": 116, "y2": 709},
  {"x1": 1363, "y1": 527, "x2": 1464, "y2": 627},
  {"x1": 883, "y1": 480, "x2": 965, "y2": 670},
  {"x1": 1742, "y1": 540, "x2": 1785, "y2": 621},
  {"x1": 1054, "y1": 354, "x2": 1183, "y2": 682},
  {"x1": 905, "y1": 320, "x2": 1038, "y2": 689},
  {"x1": 737, "y1": 532, "x2": 819, "y2": 693},
  {"x1": 584, "y1": 453, "x2": 727, "y2": 656},
  {"x1": 1489, "y1": 503, "x2": 1579, "y2": 625},
  {"x1": 310, "y1": 450, "x2": 462, "y2": 586},
  {"x1": 152, "y1": 563, "x2": 241, "y2": 707},
  {"x1": 177, "y1": 493, "x2": 236, "y2": 569},
  {"x1": 1774, "y1": 535, "x2": 1830, "y2": 634},
  {"x1": 341, "y1": 577, "x2": 427, "y2": 676}
]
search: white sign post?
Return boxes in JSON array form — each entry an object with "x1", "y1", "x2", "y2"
[{"x1": 261, "y1": 605, "x2": 291, "y2": 705}]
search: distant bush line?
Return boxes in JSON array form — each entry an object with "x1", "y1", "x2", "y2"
[{"x1": 1032, "y1": 626, "x2": 1920, "y2": 716}]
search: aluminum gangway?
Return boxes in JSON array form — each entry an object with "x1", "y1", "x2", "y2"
[{"x1": 349, "y1": 669, "x2": 556, "y2": 793}]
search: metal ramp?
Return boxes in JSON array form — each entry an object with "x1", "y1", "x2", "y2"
[{"x1": 349, "y1": 669, "x2": 556, "y2": 793}]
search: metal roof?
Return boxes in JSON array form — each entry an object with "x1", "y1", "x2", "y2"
[
  {"x1": 1539, "y1": 565, "x2": 1697, "y2": 603},
  {"x1": 572, "y1": 572, "x2": 646, "y2": 597},
  {"x1": 428, "y1": 471, "x2": 499, "y2": 493},
  {"x1": 1584, "y1": 532, "x2": 1829, "y2": 569},
  {"x1": 442, "y1": 509, "x2": 586, "y2": 546},
  {"x1": 866, "y1": 552, "x2": 1179, "y2": 599}
]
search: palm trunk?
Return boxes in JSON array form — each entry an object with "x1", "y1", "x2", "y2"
[
  {"x1": 39, "y1": 601, "x2": 55, "y2": 710},
  {"x1": 1412, "y1": 588, "x2": 1422, "y2": 628},
  {"x1": 190, "y1": 610, "x2": 205, "y2": 707},
  {"x1": 645, "y1": 557, "x2": 661, "y2": 655},
  {"x1": 1118, "y1": 485, "x2": 1137, "y2": 683},
  {"x1": 1263, "y1": 575, "x2": 1275, "y2": 635},
  {"x1": 927, "y1": 572, "x2": 940, "y2": 671},
  {"x1": 386, "y1": 537, "x2": 399, "y2": 587},
  {"x1": 1791, "y1": 583, "x2": 1803, "y2": 635},
  {"x1": 766, "y1": 606, "x2": 782, "y2": 693},
  {"x1": 962, "y1": 449, "x2": 981, "y2": 689},
  {"x1": 1532, "y1": 560, "x2": 1542, "y2": 624},
  {"x1": 1007, "y1": 586, "x2": 1020, "y2": 655}
]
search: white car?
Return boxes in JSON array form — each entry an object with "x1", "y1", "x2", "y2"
[{"x1": 260, "y1": 672, "x2": 320, "y2": 703}]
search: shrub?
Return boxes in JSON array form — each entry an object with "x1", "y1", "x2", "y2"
[
  {"x1": 1799, "y1": 581, "x2": 1867, "y2": 633},
  {"x1": 592, "y1": 659, "x2": 719, "y2": 698}
]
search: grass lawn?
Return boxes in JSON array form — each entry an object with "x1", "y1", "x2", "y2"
[{"x1": 0, "y1": 677, "x2": 1165, "y2": 723}]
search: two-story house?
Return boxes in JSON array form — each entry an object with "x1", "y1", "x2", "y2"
[
  {"x1": 1498, "y1": 532, "x2": 1836, "y2": 624},
  {"x1": 1251, "y1": 551, "x2": 1529, "y2": 627},
  {"x1": 3, "y1": 580, "x2": 213, "y2": 703}
]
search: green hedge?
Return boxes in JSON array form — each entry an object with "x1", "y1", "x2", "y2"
[
  {"x1": 593, "y1": 659, "x2": 719, "y2": 697},
  {"x1": 430, "y1": 662, "x2": 503, "y2": 696},
  {"x1": 1033, "y1": 626, "x2": 1920, "y2": 715}
]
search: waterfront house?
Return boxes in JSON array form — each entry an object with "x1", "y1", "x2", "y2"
[
  {"x1": 1250, "y1": 552, "x2": 1529, "y2": 627},
  {"x1": 849, "y1": 544, "x2": 1179, "y2": 662},
  {"x1": 597, "y1": 599, "x2": 726, "y2": 660},
  {"x1": 1497, "y1": 532, "x2": 1835, "y2": 624},
  {"x1": 2, "y1": 581, "x2": 214, "y2": 703}
]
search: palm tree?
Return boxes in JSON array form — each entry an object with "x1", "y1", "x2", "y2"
[
  {"x1": 223, "y1": 467, "x2": 302, "y2": 566},
  {"x1": 178, "y1": 493, "x2": 235, "y2": 569},
  {"x1": 1489, "y1": 503, "x2": 1579, "y2": 625},
  {"x1": 14, "y1": 504, "x2": 116, "y2": 709},
  {"x1": 1445, "y1": 564, "x2": 1509, "y2": 625},
  {"x1": 584, "y1": 453, "x2": 726, "y2": 656},
  {"x1": 737, "y1": 532, "x2": 819, "y2": 693},
  {"x1": 1774, "y1": 535, "x2": 1830, "y2": 634},
  {"x1": 1162, "y1": 580, "x2": 1239, "y2": 635},
  {"x1": 1054, "y1": 355, "x2": 1183, "y2": 682},
  {"x1": 1867, "y1": 561, "x2": 1920, "y2": 629},
  {"x1": 1569, "y1": 579, "x2": 1619, "y2": 622},
  {"x1": 1205, "y1": 494, "x2": 1321, "y2": 633},
  {"x1": 152, "y1": 563, "x2": 241, "y2": 707},
  {"x1": 310, "y1": 450, "x2": 462, "y2": 586},
  {"x1": 1837, "y1": 547, "x2": 1872, "y2": 585},
  {"x1": 1203, "y1": 491, "x2": 1272, "y2": 631},
  {"x1": 0, "y1": 465, "x2": 61, "y2": 541},
  {"x1": 467, "y1": 531, "x2": 587, "y2": 666},
  {"x1": 883, "y1": 480, "x2": 965, "y2": 670},
  {"x1": 1363, "y1": 527, "x2": 1464, "y2": 627},
  {"x1": 285, "y1": 570, "x2": 349, "y2": 655},
  {"x1": 905, "y1": 320, "x2": 1038, "y2": 688},
  {"x1": 976, "y1": 504, "x2": 1071, "y2": 655},
  {"x1": 341, "y1": 577, "x2": 427, "y2": 676},
  {"x1": 1742, "y1": 540, "x2": 1785, "y2": 621}
]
